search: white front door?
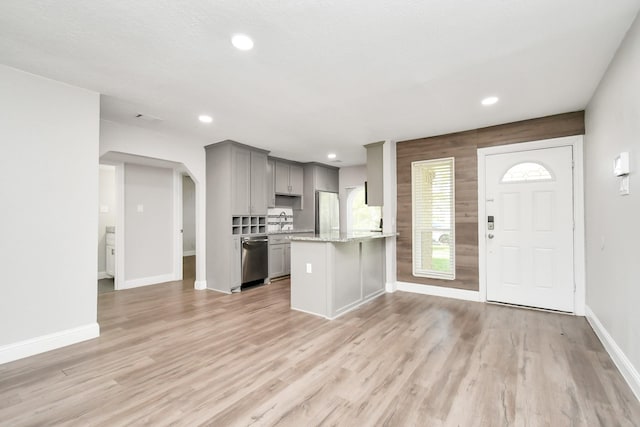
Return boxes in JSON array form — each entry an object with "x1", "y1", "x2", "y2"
[{"x1": 485, "y1": 146, "x2": 574, "y2": 312}]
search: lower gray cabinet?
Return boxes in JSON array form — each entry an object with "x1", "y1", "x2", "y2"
[
  {"x1": 284, "y1": 243, "x2": 291, "y2": 275},
  {"x1": 268, "y1": 234, "x2": 291, "y2": 278},
  {"x1": 269, "y1": 244, "x2": 286, "y2": 278}
]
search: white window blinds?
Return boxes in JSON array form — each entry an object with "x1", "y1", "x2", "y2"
[{"x1": 411, "y1": 157, "x2": 455, "y2": 279}]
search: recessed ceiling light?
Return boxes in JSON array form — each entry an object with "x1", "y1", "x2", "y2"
[
  {"x1": 198, "y1": 115, "x2": 213, "y2": 123},
  {"x1": 327, "y1": 153, "x2": 337, "y2": 159},
  {"x1": 231, "y1": 34, "x2": 254, "y2": 51},
  {"x1": 481, "y1": 96, "x2": 499, "y2": 106}
]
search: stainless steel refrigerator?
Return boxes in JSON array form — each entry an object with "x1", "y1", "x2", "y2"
[{"x1": 315, "y1": 191, "x2": 340, "y2": 234}]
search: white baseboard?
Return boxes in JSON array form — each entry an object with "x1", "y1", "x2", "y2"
[
  {"x1": 97, "y1": 271, "x2": 111, "y2": 280},
  {"x1": 385, "y1": 281, "x2": 398, "y2": 293},
  {"x1": 291, "y1": 306, "x2": 329, "y2": 319},
  {"x1": 206, "y1": 287, "x2": 232, "y2": 295},
  {"x1": 0, "y1": 323, "x2": 100, "y2": 365},
  {"x1": 183, "y1": 250, "x2": 196, "y2": 257},
  {"x1": 121, "y1": 273, "x2": 175, "y2": 290},
  {"x1": 585, "y1": 306, "x2": 640, "y2": 401},
  {"x1": 194, "y1": 280, "x2": 207, "y2": 290},
  {"x1": 396, "y1": 281, "x2": 481, "y2": 302}
]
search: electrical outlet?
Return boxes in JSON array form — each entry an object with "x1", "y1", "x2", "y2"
[{"x1": 619, "y1": 176, "x2": 630, "y2": 195}]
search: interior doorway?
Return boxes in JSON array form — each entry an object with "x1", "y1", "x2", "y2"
[
  {"x1": 98, "y1": 164, "x2": 117, "y2": 294},
  {"x1": 182, "y1": 174, "x2": 196, "y2": 281}
]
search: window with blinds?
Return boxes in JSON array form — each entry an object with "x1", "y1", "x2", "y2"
[{"x1": 411, "y1": 157, "x2": 455, "y2": 279}]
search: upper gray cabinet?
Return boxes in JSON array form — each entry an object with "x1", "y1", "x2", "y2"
[
  {"x1": 365, "y1": 141, "x2": 384, "y2": 206},
  {"x1": 267, "y1": 159, "x2": 276, "y2": 208},
  {"x1": 274, "y1": 160, "x2": 304, "y2": 196},
  {"x1": 231, "y1": 146, "x2": 251, "y2": 215},
  {"x1": 314, "y1": 165, "x2": 339, "y2": 193},
  {"x1": 229, "y1": 144, "x2": 268, "y2": 216},
  {"x1": 250, "y1": 151, "x2": 268, "y2": 215},
  {"x1": 289, "y1": 165, "x2": 304, "y2": 195}
]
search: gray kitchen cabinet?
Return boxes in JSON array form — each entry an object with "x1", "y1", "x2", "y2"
[
  {"x1": 269, "y1": 243, "x2": 286, "y2": 278},
  {"x1": 275, "y1": 161, "x2": 289, "y2": 194},
  {"x1": 289, "y1": 164, "x2": 303, "y2": 195},
  {"x1": 231, "y1": 145, "x2": 267, "y2": 215},
  {"x1": 365, "y1": 141, "x2": 384, "y2": 206},
  {"x1": 205, "y1": 140, "x2": 270, "y2": 293},
  {"x1": 284, "y1": 243, "x2": 291, "y2": 275},
  {"x1": 274, "y1": 161, "x2": 304, "y2": 196},
  {"x1": 250, "y1": 151, "x2": 268, "y2": 215},
  {"x1": 267, "y1": 159, "x2": 276, "y2": 208},
  {"x1": 268, "y1": 234, "x2": 291, "y2": 278},
  {"x1": 295, "y1": 163, "x2": 340, "y2": 231},
  {"x1": 231, "y1": 236, "x2": 241, "y2": 290},
  {"x1": 314, "y1": 165, "x2": 339, "y2": 193},
  {"x1": 231, "y1": 146, "x2": 251, "y2": 215}
]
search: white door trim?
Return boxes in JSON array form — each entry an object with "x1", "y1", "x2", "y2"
[
  {"x1": 173, "y1": 170, "x2": 183, "y2": 282},
  {"x1": 477, "y1": 135, "x2": 585, "y2": 315},
  {"x1": 114, "y1": 163, "x2": 125, "y2": 291}
]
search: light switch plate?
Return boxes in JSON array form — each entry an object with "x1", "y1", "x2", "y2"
[
  {"x1": 306, "y1": 263, "x2": 312, "y2": 273},
  {"x1": 100, "y1": 205, "x2": 109, "y2": 213},
  {"x1": 614, "y1": 152, "x2": 630, "y2": 176},
  {"x1": 137, "y1": 204, "x2": 144, "y2": 212}
]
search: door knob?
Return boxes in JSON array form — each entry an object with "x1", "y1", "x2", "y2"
[{"x1": 488, "y1": 234, "x2": 494, "y2": 239}]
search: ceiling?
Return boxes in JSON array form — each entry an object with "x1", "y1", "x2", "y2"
[{"x1": 1, "y1": 1, "x2": 639, "y2": 166}]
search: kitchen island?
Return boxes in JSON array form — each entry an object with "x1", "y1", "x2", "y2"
[{"x1": 289, "y1": 231, "x2": 396, "y2": 319}]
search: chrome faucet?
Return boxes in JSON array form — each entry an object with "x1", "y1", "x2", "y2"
[{"x1": 279, "y1": 211, "x2": 288, "y2": 230}]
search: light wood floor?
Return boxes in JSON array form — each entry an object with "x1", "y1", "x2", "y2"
[{"x1": 1, "y1": 273, "x2": 638, "y2": 426}]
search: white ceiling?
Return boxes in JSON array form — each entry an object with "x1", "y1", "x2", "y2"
[{"x1": 1, "y1": 1, "x2": 639, "y2": 166}]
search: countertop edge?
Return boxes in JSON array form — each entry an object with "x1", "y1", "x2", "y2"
[
  {"x1": 267, "y1": 229, "x2": 315, "y2": 235},
  {"x1": 289, "y1": 232, "x2": 398, "y2": 243}
]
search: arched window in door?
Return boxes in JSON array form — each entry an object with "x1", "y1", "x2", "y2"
[{"x1": 501, "y1": 162, "x2": 553, "y2": 183}]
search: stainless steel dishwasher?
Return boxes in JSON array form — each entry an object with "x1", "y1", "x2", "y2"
[{"x1": 241, "y1": 235, "x2": 268, "y2": 287}]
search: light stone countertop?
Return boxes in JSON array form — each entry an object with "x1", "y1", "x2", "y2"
[
  {"x1": 267, "y1": 229, "x2": 314, "y2": 235},
  {"x1": 289, "y1": 231, "x2": 397, "y2": 243}
]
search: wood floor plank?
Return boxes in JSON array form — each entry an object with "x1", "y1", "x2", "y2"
[{"x1": 0, "y1": 273, "x2": 638, "y2": 426}]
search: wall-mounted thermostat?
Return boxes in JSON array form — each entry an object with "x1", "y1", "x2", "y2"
[{"x1": 613, "y1": 152, "x2": 630, "y2": 176}]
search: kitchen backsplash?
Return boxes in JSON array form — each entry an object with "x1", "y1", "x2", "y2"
[{"x1": 267, "y1": 208, "x2": 294, "y2": 232}]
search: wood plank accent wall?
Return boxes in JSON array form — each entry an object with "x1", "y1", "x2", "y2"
[{"x1": 396, "y1": 111, "x2": 585, "y2": 291}]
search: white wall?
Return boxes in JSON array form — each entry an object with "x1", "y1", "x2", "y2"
[
  {"x1": 338, "y1": 165, "x2": 367, "y2": 232},
  {"x1": 99, "y1": 120, "x2": 207, "y2": 288},
  {"x1": 0, "y1": 65, "x2": 99, "y2": 361},
  {"x1": 98, "y1": 165, "x2": 116, "y2": 275},
  {"x1": 124, "y1": 164, "x2": 174, "y2": 285},
  {"x1": 584, "y1": 12, "x2": 640, "y2": 396},
  {"x1": 182, "y1": 175, "x2": 196, "y2": 255}
]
